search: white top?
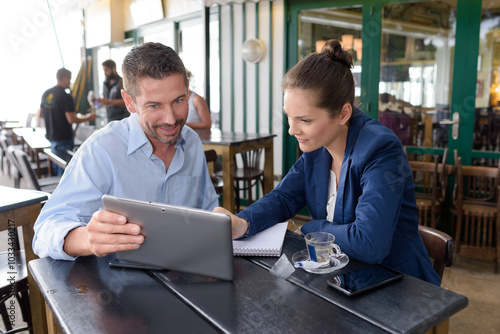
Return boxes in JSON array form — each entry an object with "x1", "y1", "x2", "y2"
[
  {"x1": 186, "y1": 91, "x2": 202, "y2": 123},
  {"x1": 326, "y1": 170, "x2": 337, "y2": 222}
]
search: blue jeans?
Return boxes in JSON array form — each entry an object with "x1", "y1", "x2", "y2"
[{"x1": 50, "y1": 139, "x2": 74, "y2": 176}]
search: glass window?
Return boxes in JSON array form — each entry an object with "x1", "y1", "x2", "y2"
[
  {"x1": 379, "y1": 1, "x2": 456, "y2": 149},
  {"x1": 178, "y1": 17, "x2": 205, "y2": 98},
  {"x1": 474, "y1": 1, "x2": 500, "y2": 154},
  {"x1": 209, "y1": 10, "x2": 220, "y2": 126},
  {"x1": 95, "y1": 44, "x2": 133, "y2": 97},
  {"x1": 298, "y1": 7, "x2": 363, "y2": 101},
  {"x1": 142, "y1": 23, "x2": 175, "y2": 48}
]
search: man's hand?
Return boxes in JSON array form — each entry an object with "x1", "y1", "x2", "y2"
[
  {"x1": 95, "y1": 98, "x2": 109, "y2": 105},
  {"x1": 63, "y1": 210, "x2": 144, "y2": 257},
  {"x1": 213, "y1": 207, "x2": 249, "y2": 239}
]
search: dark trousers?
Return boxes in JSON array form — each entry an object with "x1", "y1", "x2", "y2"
[{"x1": 50, "y1": 138, "x2": 74, "y2": 176}]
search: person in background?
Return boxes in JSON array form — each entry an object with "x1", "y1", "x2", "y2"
[
  {"x1": 185, "y1": 69, "x2": 212, "y2": 130},
  {"x1": 95, "y1": 59, "x2": 130, "y2": 122},
  {"x1": 33, "y1": 43, "x2": 218, "y2": 260},
  {"x1": 38, "y1": 68, "x2": 96, "y2": 176},
  {"x1": 215, "y1": 39, "x2": 441, "y2": 286}
]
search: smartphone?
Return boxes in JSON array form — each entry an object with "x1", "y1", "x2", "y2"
[{"x1": 327, "y1": 264, "x2": 403, "y2": 296}]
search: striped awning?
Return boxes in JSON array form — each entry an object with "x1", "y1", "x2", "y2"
[{"x1": 71, "y1": 57, "x2": 93, "y2": 114}]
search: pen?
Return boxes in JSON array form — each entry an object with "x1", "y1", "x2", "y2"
[{"x1": 291, "y1": 220, "x2": 306, "y2": 237}]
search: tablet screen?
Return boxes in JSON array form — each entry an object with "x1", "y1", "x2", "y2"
[{"x1": 327, "y1": 264, "x2": 403, "y2": 296}]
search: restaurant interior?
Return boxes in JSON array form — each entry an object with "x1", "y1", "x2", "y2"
[{"x1": 1, "y1": 0, "x2": 500, "y2": 333}]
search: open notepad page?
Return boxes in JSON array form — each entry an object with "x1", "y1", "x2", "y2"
[{"x1": 233, "y1": 222, "x2": 288, "y2": 256}]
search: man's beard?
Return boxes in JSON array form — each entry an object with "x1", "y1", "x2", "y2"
[
  {"x1": 105, "y1": 72, "x2": 117, "y2": 82},
  {"x1": 151, "y1": 119, "x2": 185, "y2": 145}
]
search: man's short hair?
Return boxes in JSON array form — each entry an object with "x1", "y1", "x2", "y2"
[
  {"x1": 102, "y1": 59, "x2": 116, "y2": 69},
  {"x1": 122, "y1": 42, "x2": 187, "y2": 100},
  {"x1": 56, "y1": 68, "x2": 71, "y2": 82}
]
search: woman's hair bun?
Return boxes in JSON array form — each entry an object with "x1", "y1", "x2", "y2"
[{"x1": 321, "y1": 39, "x2": 353, "y2": 68}]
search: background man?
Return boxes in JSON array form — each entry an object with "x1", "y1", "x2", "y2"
[
  {"x1": 95, "y1": 59, "x2": 130, "y2": 122},
  {"x1": 38, "y1": 68, "x2": 96, "y2": 175}
]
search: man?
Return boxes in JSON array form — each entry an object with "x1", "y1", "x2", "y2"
[
  {"x1": 38, "y1": 68, "x2": 96, "y2": 176},
  {"x1": 33, "y1": 43, "x2": 218, "y2": 260},
  {"x1": 95, "y1": 59, "x2": 130, "y2": 122}
]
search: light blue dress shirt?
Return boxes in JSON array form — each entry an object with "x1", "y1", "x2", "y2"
[{"x1": 33, "y1": 114, "x2": 218, "y2": 260}]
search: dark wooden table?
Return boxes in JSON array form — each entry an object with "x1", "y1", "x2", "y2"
[
  {"x1": 1, "y1": 186, "x2": 49, "y2": 334},
  {"x1": 29, "y1": 231, "x2": 467, "y2": 334},
  {"x1": 195, "y1": 129, "x2": 276, "y2": 213}
]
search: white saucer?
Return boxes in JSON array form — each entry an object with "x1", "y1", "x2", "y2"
[{"x1": 292, "y1": 249, "x2": 349, "y2": 274}]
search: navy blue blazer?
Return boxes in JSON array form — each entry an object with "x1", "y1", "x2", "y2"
[{"x1": 238, "y1": 111, "x2": 441, "y2": 285}]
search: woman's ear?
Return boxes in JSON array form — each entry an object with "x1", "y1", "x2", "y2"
[
  {"x1": 339, "y1": 103, "x2": 352, "y2": 125},
  {"x1": 121, "y1": 89, "x2": 136, "y2": 114}
]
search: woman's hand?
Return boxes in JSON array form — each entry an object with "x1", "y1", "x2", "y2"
[{"x1": 213, "y1": 207, "x2": 249, "y2": 239}]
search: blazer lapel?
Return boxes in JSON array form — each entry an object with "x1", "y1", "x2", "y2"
[
  {"x1": 313, "y1": 148, "x2": 330, "y2": 220},
  {"x1": 334, "y1": 110, "x2": 366, "y2": 223}
]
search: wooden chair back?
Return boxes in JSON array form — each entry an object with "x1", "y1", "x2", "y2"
[
  {"x1": 408, "y1": 148, "x2": 448, "y2": 228},
  {"x1": 418, "y1": 225, "x2": 454, "y2": 279},
  {"x1": 0, "y1": 134, "x2": 9, "y2": 176},
  {"x1": 13, "y1": 148, "x2": 42, "y2": 191},
  {"x1": 455, "y1": 157, "x2": 500, "y2": 206},
  {"x1": 238, "y1": 148, "x2": 264, "y2": 171},
  {"x1": 452, "y1": 150, "x2": 500, "y2": 273},
  {"x1": 234, "y1": 148, "x2": 265, "y2": 212},
  {"x1": 6, "y1": 146, "x2": 22, "y2": 188}
]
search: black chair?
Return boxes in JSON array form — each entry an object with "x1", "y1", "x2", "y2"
[
  {"x1": 0, "y1": 135, "x2": 12, "y2": 179},
  {"x1": 204, "y1": 150, "x2": 223, "y2": 195},
  {"x1": 0, "y1": 228, "x2": 32, "y2": 334},
  {"x1": 407, "y1": 148, "x2": 449, "y2": 229},
  {"x1": 233, "y1": 148, "x2": 265, "y2": 212},
  {"x1": 13, "y1": 149, "x2": 60, "y2": 193},
  {"x1": 5, "y1": 147, "x2": 22, "y2": 189},
  {"x1": 418, "y1": 225, "x2": 454, "y2": 280},
  {"x1": 0, "y1": 133, "x2": 5, "y2": 175},
  {"x1": 451, "y1": 150, "x2": 500, "y2": 273}
]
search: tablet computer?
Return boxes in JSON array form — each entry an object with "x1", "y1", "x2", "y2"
[
  {"x1": 102, "y1": 194, "x2": 234, "y2": 281},
  {"x1": 327, "y1": 264, "x2": 403, "y2": 296}
]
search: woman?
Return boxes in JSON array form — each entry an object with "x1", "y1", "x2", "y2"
[
  {"x1": 185, "y1": 69, "x2": 212, "y2": 130},
  {"x1": 216, "y1": 39, "x2": 440, "y2": 285}
]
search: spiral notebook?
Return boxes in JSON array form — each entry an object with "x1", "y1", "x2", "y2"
[{"x1": 233, "y1": 222, "x2": 288, "y2": 256}]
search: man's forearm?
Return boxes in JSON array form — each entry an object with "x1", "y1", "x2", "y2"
[{"x1": 63, "y1": 226, "x2": 91, "y2": 257}]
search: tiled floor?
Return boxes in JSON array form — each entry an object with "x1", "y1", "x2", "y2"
[{"x1": 1, "y1": 172, "x2": 499, "y2": 333}]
